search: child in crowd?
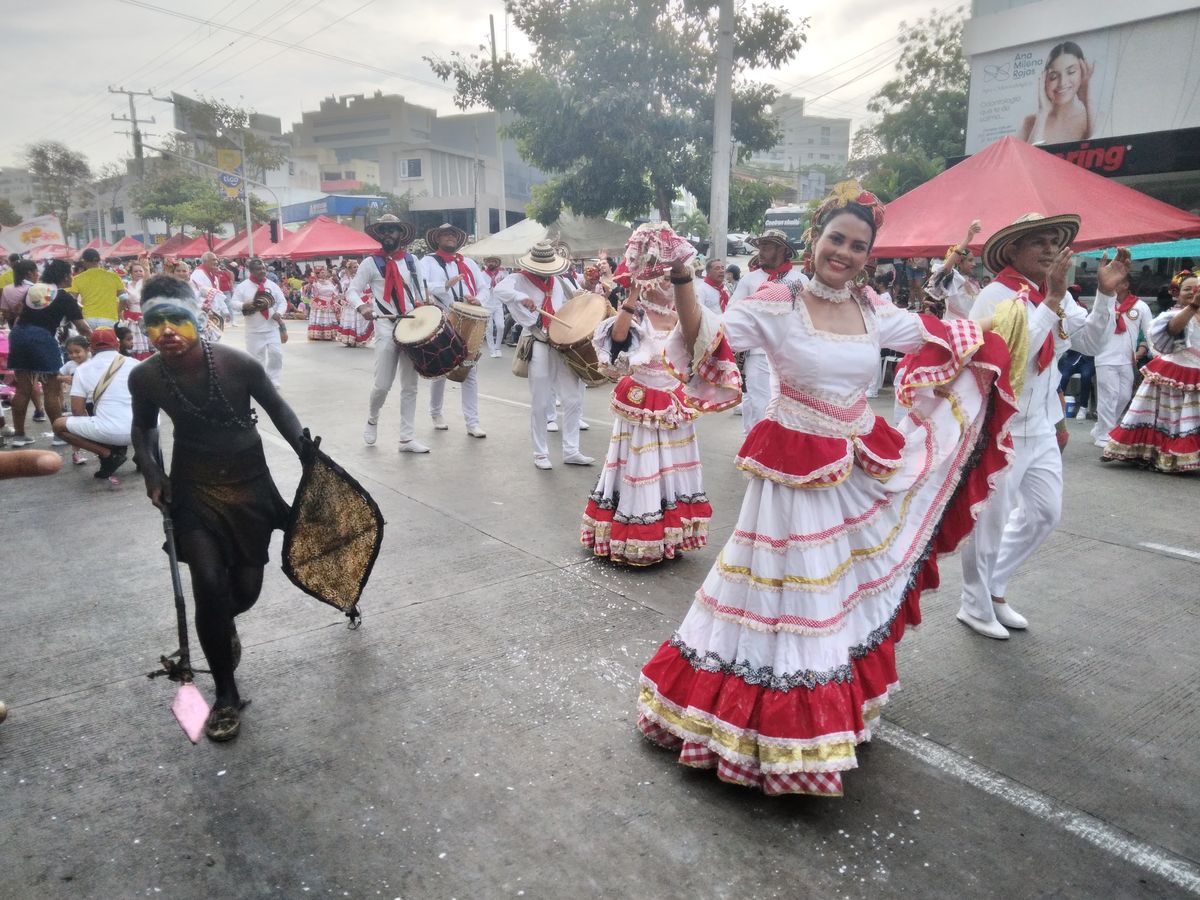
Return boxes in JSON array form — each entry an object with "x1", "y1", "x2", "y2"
[
  {"x1": 58, "y1": 335, "x2": 91, "y2": 463},
  {"x1": 115, "y1": 326, "x2": 135, "y2": 357}
]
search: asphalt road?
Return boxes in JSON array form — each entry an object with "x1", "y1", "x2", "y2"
[{"x1": 2, "y1": 322, "x2": 1197, "y2": 899}]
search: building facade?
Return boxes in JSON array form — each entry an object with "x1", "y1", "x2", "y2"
[{"x1": 746, "y1": 94, "x2": 851, "y2": 172}]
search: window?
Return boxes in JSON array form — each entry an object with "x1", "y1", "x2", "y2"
[
  {"x1": 820, "y1": 153, "x2": 830, "y2": 160},
  {"x1": 398, "y1": 157, "x2": 421, "y2": 179}
]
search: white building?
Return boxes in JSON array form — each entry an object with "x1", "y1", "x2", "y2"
[{"x1": 746, "y1": 94, "x2": 851, "y2": 172}]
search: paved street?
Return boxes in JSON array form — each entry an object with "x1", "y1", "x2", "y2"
[{"x1": 3, "y1": 322, "x2": 1198, "y2": 899}]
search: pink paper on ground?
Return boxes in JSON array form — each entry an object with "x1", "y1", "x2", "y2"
[{"x1": 172, "y1": 683, "x2": 210, "y2": 744}]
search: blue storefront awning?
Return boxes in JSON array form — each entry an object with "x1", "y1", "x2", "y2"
[
  {"x1": 280, "y1": 195, "x2": 386, "y2": 225},
  {"x1": 1077, "y1": 238, "x2": 1200, "y2": 260}
]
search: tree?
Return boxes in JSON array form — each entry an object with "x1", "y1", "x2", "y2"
[
  {"x1": 172, "y1": 95, "x2": 288, "y2": 183},
  {"x1": 25, "y1": 141, "x2": 91, "y2": 225},
  {"x1": 130, "y1": 171, "x2": 213, "y2": 233},
  {"x1": 694, "y1": 177, "x2": 782, "y2": 233},
  {"x1": 95, "y1": 161, "x2": 128, "y2": 242},
  {"x1": 859, "y1": 152, "x2": 945, "y2": 204},
  {"x1": 0, "y1": 198, "x2": 20, "y2": 226},
  {"x1": 428, "y1": 0, "x2": 806, "y2": 225},
  {"x1": 678, "y1": 209, "x2": 710, "y2": 241}
]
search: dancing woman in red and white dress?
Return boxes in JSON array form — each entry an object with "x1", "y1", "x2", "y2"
[
  {"x1": 306, "y1": 265, "x2": 341, "y2": 341},
  {"x1": 636, "y1": 183, "x2": 1018, "y2": 797},
  {"x1": 581, "y1": 256, "x2": 717, "y2": 566},
  {"x1": 1103, "y1": 269, "x2": 1200, "y2": 472},
  {"x1": 121, "y1": 260, "x2": 154, "y2": 359},
  {"x1": 337, "y1": 259, "x2": 374, "y2": 347}
]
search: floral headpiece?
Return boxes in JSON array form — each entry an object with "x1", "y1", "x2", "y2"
[
  {"x1": 801, "y1": 181, "x2": 885, "y2": 276},
  {"x1": 1169, "y1": 269, "x2": 1195, "y2": 296}
]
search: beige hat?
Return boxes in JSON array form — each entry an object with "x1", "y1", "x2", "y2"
[
  {"x1": 365, "y1": 214, "x2": 416, "y2": 244},
  {"x1": 981, "y1": 213, "x2": 1080, "y2": 274},
  {"x1": 517, "y1": 240, "x2": 570, "y2": 276},
  {"x1": 425, "y1": 222, "x2": 468, "y2": 251},
  {"x1": 749, "y1": 229, "x2": 797, "y2": 256}
]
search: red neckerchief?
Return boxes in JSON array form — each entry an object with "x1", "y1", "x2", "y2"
[
  {"x1": 485, "y1": 266, "x2": 502, "y2": 288},
  {"x1": 383, "y1": 251, "x2": 412, "y2": 314},
  {"x1": 250, "y1": 275, "x2": 270, "y2": 318},
  {"x1": 994, "y1": 266, "x2": 1055, "y2": 371},
  {"x1": 1114, "y1": 293, "x2": 1138, "y2": 334},
  {"x1": 762, "y1": 261, "x2": 793, "y2": 282},
  {"x1": 704, "y1": 275, "x2": 730, "y2": 312},
  {"x1": 436, "y1": 249, "x2": 477, "y2": 296},
  {"x1": 524, "y1": 272, "x2": 556, "y2": 330}
]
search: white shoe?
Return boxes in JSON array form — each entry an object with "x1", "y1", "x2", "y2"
[
  {"x1": 534, "y1": 455, "x2": 553, "y2": 470},
  {"x1": 51, "y1": 436, "x2": 68, "y2": 447},
  {"x1": 546, "y1": 421, "x2": 559, "y2": 432},
  {"x1": 579, "y1": 420, "x2": 590, "y2": 431},
  {"x1": 490, "y1": 350, "x2": 502, "y2": 358},
  {"x1": 363, "y1": 419, "x2": 378, "y2": 446},
  {"x1": 563, "y1": 453, "x2": 594, "y2": 466},
  {"x1": 956, "y1": 609, "x2": 1009, "y2": 640},
  {"x1": 992, "y1": 601, "x2": 1027, "y2": 630},
  {"x1": 432, "y1": 415, "x2": 449, "y2": 431},
  {"x1": 1093, "y1": 439, "x2": 1109, "y2": 449},
  {"x1": 466, "y1": 425, "x2": 487, "y2": 438},
  {"x1": 399, "y1": 440, "x2": 430, "y2": 454}
]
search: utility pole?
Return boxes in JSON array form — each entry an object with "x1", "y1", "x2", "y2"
[
  {"x1": 708, "y1": 0, "x2": 734, "y2": 263},
  {"x1": 110, "y1": 86, "x2": 156, "y2": 242},
  {"x1": 489, "y1": 14, "x2": 509, "y2": 234}
]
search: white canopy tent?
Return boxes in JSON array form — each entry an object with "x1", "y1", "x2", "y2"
[{"x1": 462, "y1": 213, "x2": 633, "y2": 265}]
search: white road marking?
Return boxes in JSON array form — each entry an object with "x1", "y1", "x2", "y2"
[
  {"x1": 880, "y1": 723, "x2": 1200, "y2": 894},
  {"x1": 1138, "y1": 542, "x2": 1200, "y2": 562}
]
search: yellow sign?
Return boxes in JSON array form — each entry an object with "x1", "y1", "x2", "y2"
[{"x1": 216, "y1": 148, "x2": 243, "y2": 199}]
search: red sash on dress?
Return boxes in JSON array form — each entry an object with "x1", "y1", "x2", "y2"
[{"x1": 994, "y1": 266, "x2": 1055, "y2": 372}]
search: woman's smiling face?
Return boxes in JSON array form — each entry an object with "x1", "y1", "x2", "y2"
[
  {"x1": 813, "y1": 212, "x2": 872, "y2": 286},
  {"x1": 1046, "y1": 53, "x2": 1082, "y2": 106}
]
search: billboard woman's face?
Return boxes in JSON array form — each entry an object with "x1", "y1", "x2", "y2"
[{"x1": 1046, "y1": 53, "x2": 1082, "y2": 106}]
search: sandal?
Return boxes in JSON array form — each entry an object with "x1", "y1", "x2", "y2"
[{"x1": 204, "y1": 705, "x2": 241, "y2": 742}]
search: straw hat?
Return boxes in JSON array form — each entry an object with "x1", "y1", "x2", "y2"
[
  {"x1": 749, "y1": 229, "x2": 797, "y2": 256},
  {"x1": 425, "y1": 222, "x2": 468, "y2": 251},
  {"x1": 365, "y1": 214, "x2": 415, "y2": 244},
  {"x1": 517, "y1": 240, "x2": 570, "y2": 276},
  {"x1": 482, "y1": 255, "x2": 502, "y2": 267},
  {"x1": 981, "y1": 213, "x2": 1080, "y2": 275}
]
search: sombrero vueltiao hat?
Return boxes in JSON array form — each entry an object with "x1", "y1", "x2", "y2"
[
  {"x1": 425, "y1": 222, "x2": 468, "y2": 251},
  {"x1": 365, "y1": 213, "x2": 416, "y2": 245},
  {"x1": 517, "y1": 240, "x2": 570, "y2": 276},
  {"x1": 482, "y1": 255, "x2": 502, "y2": 266},
  {"x1": 981, "y1": 213, "x2": 1080, "y2": 275},
  {"x1": 749, "y1": 229, "x2": 797, "y2": 256}
]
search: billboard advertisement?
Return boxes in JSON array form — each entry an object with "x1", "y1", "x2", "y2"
[
  {"x1": 215, "y1": 147, "x2": 243, "y2": 200},
  {"x1": 965, "y1": 10, "x2": 1200, "y2": 154}
]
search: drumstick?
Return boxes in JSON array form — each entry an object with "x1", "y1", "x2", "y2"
[{"x1": 538, "y1": 310, "x2": 572, "y2": 328}]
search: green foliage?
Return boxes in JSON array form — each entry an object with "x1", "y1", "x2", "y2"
[
  {"x1": 427, "y1": 0, "x2": 806, "y2": 225},
  {"x1": 0, "y1": 197, "x2": 20, "y2": 227},
  {"x1": 130, "y1": 170, "x2": 267, "y2": 239},
  {"x1": 678, "y1": 209, "x2": 710, "y2": 240},
  {"x1": 859, "y1": 152, "x2": 946, "y2": 204},
  {"x1": 25, "y1": 141, "x2": 92, "y2": 225},
  {"x1": 174, "y1": 95, "x2": 288, "y2": 182},
  {"x1": 693, "y1": 177, "x2": 781, "y2": 233}
]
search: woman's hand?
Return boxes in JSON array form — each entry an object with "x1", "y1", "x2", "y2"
[{"x1": 1079, "y1": 58, "x2": 1095, "y2": 106}]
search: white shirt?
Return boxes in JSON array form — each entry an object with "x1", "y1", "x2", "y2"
[
  {"x1": 727, "y1": 267, "x2": 809, "y2": 355},
  {"x1": 346, "y1": 254, "x2": 425, "y2": 316},
  {"x1": 71, "y1": 350, "x2": 138, "y2": 430},
  {"x1": 971, "y1": 279, "x2": 1114, "y2": 437},
  {"x1": 189, "y1": 267, "x2": 229, "y2": 317},
  {"x1": 694, "y1": 278, "x2": 726, "y2": 314},
  {"x1": 493, "y1": 272, "x2": 574, "y2": 331},
  {"x1": 1091, "y1": 297, "x2": 1154, "y2": 366},
  {"x1": 926, "y1": 262, "x2": 979, "y2": 320},
  {"x1": 420, "y1": 253, "x2": 487, "y2": 309},
  {"x1": 230, "y1": 278, "x2": 289, "y2": 334}
]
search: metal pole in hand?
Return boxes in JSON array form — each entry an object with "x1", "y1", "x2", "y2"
[{"x1": 161, "y1": 509, "x2": 193, "y2": 683}]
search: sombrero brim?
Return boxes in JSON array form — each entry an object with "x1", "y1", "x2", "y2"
[
  {"x1": 365, "y1": 220, "x2": 416, "y2": 244},
  {"x1": 748, "y1": 234, "x2": 796, "y2": 254},
  {"x1": 981, "y1": 215, "x2": 1080, "y2": 275},
  {"x1": 425, "y1": 225, "x2": 467, "y2": 250},
  {"x1": 517, "y1": 252, "x2": 570, "y2": 276}
]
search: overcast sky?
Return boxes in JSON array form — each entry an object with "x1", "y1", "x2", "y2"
[{"x1": 5, "y1": 0, "x2": 948, "y2": 172}]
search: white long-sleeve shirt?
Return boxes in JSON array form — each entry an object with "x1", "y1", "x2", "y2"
[
  {"x1": 419, "y1": 253, "x2": 486, "y2": 309},
  {"x1": 694, "y1": 278, "x2": 726, "y2": 314},
  {"x1": 346, "y1": 253, "x2": 426, "y2": 316},
  {"x1": 926, "y1": 262, "x2": 979, "y2": 320},
  {"x1": 230, "y1": 278, "x2": 288, "y2": 334},
  {"x1": 1092, "y1": 296, "x2": 1155, "y2": 366},
  {"x1": 971, "y1": 279, "x2": 1115, "y2": 436},
  {"x1": 189, "y1": 267, "x2": 229, "y2": 318},
  {"x1": 492, "y1": 271, "x2": 574, "y2": 333},
  {"x1": 727, "y1": 267, "x2": 809, "y2": 355},
  {"x1": 1149, "y1": 306, "x2": 1198, "y2": 355}
]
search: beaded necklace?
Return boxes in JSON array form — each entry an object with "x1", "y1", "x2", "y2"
[{"x1": 158, "y1": 339, "x2": 258, "y2": 430}]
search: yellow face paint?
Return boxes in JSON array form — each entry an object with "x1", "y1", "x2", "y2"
[{"x1": 144, "y1": 306, "x2": 200, "y2": 346}]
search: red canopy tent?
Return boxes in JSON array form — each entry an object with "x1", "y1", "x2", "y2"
[
  {"x1": 260, "y1": 216, "x2": 376, "y2": 260},
  {"x1": 872, "y1": 136, "x2": 1200, "y2": 260},
  {"x1": 149, "y1": 232, "x2": 193, "y2": 257},
  {"x1": 214, "y1": 223, "x2": 274, "y2": 259},
  {"x1": 29, "y1": 243, "x2": 73, "y2": 261},
  {"x1": 107, "y1": 236, "x2": 148, "y2": 259},
  {"x1": 173, "y1": 234, "x2": 215, "y2": 258},
  {"x1": 75, "y1": 238, "x2": 110, "y2": 260},
  {"x1": 211, "y1": 229, "x2": 246, "y2": 256}
]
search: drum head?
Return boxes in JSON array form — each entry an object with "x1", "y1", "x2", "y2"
[
  {"x1": 548, "y1": 291, "x2": 612, "y2": 347},
  {"x1": 450, "y1": 301, "x2": 490, "y2": 321},
  {"x1": 393, "y1": 305, "x2": 444, "y2": 344}
]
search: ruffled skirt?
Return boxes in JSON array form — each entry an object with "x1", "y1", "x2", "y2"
[
  {"x1": 308, "y1": 303, "x2": 339, "y2": 340},
  {"x1": 1103, "y1": 350, "x2": 1200, "y2": 473},
  {"x1": 338, "y1": 303, "x2": 374, "y2": 347},
  {"x1": 582, "y1": 376, "x2": 711, "y2": 566}
]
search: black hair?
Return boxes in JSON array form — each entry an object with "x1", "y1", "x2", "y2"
[
  {"x1": 816, "y1": 202, "x2": 878, "y2": 248},
  {"x1": 726, "y1": 263, "x2": 741, "y2": 280},
  {"x1": 41, "y1": 259, "x2": 72, "y2": 286},
  {"x1": 1046, "y1": 41, "x2": 1086, "y2": 69},
  {"x1": 141, "y1": 274, "x2": 195, "y2": 303},
  {"x1": 12, "y1": 259, "x2": 37, "y2": 284},
  {"x1": 7, "y1": 252, "x2": 20, "y2": 267},
  {"x1": 65, "y1": 334, "x2": 90, "y2": 351}
]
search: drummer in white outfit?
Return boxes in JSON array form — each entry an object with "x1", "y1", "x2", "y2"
[
  {"x1": 1091, "y1": 274, "x2": 1154, "y2": 448},
  {"x1": 420, "y1": 223, "x2": 487, "y2": 438},
  {"x1": 725, "y1": 230, "x2": 807, "y2": 433},
  {"x1": 493, "y1": 241, "x2": 595, "y2": 470},
  {"x1": 346, "y1": 215, "x2": 432, "y2": 454},
  {"x1": 230, "y1": 258, "x2": 289, "y2": 388}
]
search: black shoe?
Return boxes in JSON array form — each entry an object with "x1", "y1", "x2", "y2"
[
  {"x1": 95, "y1": 446, "x2": 128, "y2": 478},
  {"x1": 32, "y1": 411, "x2": 46, "y2": 422}
]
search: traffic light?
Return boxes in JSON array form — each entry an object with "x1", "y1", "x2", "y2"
[{"x1": 269, "y1": 218, "x2": 279, "y2": 243}]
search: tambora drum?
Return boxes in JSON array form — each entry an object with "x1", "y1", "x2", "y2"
[
  {"x1": 548, "y1": 292, "x2": 616, "y2": 387},
  {"x1": 445, "y1": 301, "x2": 491, "y2": 383},
  {"x1": 392, "y1": 305, "x2": 466, "y2": 378}
]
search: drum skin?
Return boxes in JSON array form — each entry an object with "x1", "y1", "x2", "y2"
[
  {"x1": 549, "y1": 292, "x2": 616, "y2": 386},
  {"x1": 392, "y1": 305, "x2": 467, "y2": 378},
  {"x1": 446, "y1": 301, "x2": 491, "y2": 383}
]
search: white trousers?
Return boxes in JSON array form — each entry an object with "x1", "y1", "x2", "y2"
[
  {"x1": 529, "y1": 340, "x2": 583, "y2": 459},
  {"x1": 244, "y1": 329, "x2": 284, "y2": 387},
  {"x1": 485, "y1": 305, "x2": 505, "y2": 354},
  {"x1": 428, "y1": 367, "x2": 480, "y2": 427},
  {"x1": 742, "y1": 351, "x2": 770, "y2": 434},
  {"x1": 1091, "y1": 363, "x2": 1134, "y2": 446},
  {"x1": 959, "y1": 430, "x2": 1063, "y2": 621},
  {"x1": 368, "y1": 319, "x2": 420, "y2": 441}
]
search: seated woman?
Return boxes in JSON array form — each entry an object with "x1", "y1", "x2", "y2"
[{"x1": 635, "y1": 182, "x2": 1018, "y2": 797}]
